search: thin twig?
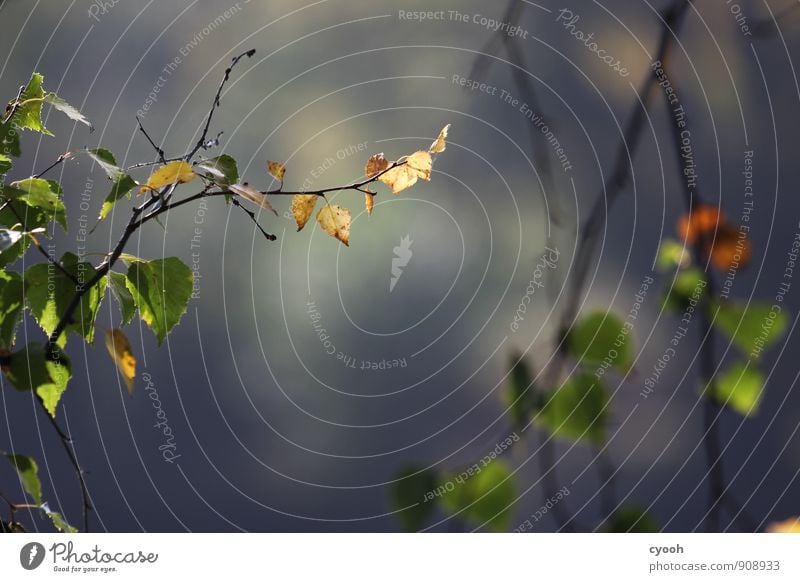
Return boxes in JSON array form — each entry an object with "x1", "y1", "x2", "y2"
[
  {"x1": 186, "y1": 49, "x2": 255, "y2": 161},
  {"x1": 33, "y1": 152, "x2": 71, "y2": 179},
  {"x1": 136, "y1": 116, "x2": 166, "y2": 164},
  {"x1": 231, "y1": 198, "x2": 276, "y2": 241}
]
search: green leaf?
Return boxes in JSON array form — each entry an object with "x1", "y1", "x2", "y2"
[
  {"x1": 109, "y1": 271, "x2": 135, "y2": 325},
  {"x1": 440, "y1": 460, "x2": 515, "y2": 532},
  {"x1": 506, "y1": 352, "x2": 537, "y2": 432},
  {"x1": 24, "y1": 252, "x2": 107, "y2": 345},
  {"x1": 5, "y1": 178, "x2": 66, "y2": 230},
  {"x1": 715, "y1": 301, "x2": 789, "y2": 358},
  {"x1": 713, "y1": 362, "x2": 764, "y2": 416},
  {"x1": 85, "y1": 148, "x2": 126, "y2": 181},
  {"x1": 391, "y1": 465, "x2": 438, "y2": 532},
  {"x1": 5, "y1": 343, "x2": 71, "y2": 416},
  {"x1": 0, "y1": 228, "x2": 24, "y2": 253},
  {"x1": 0, "y1": 121, "x2": 21, "y2": 157},
  {"x1": 0, "y1": 153, "x2": 10, "y2": 180},
  {"x1": 196, "y1": 155, "x2": 238, "y2": 186},
  {"x1": 0, "y1": 201, "x2": 52, "y2": 267},
  {"x1": 608, "y1": 505, "x2": 660, "y2": 532},
  {"x1": 536, "y1": 371, "x2": 608, "y2": 446},
  {"x1": 44, "y1": 509, "x2": 77, "y2": 533},
  {"x1": 656, "y1": 238, "x2": 690, "y2": 271},
  {"x1": 0, "y1": 270, "x2": 24, "y2": 348},
  {"x1": 662, "y1": 267, "x2": 707, "y2": 312},
  {"x1": 0, "y1": 519, "x2": 26, "y2": 532},
  {"x1": 568, "y1": 311, "x2": 633, "y2": 372},
  {"x1": 43, "y1": 93, "x2": 92, "y2": 131},
  {"x1": 13, "y1": 73, "x2": 51, "y2": 135},
  {"x1": 99, "y1": 175, "x2": 137, "y2": 221},
  {"x1": 3, "y1": 453, "x2": 42, "y2": 505},
  {"x1": 126, "y1": 257, "x2": 193, "y2": 344}
]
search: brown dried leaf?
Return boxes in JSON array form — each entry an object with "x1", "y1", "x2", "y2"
[
  {"x1": 365, "y1": 191, "x2": 374, "y2": 216},
  {"x1": 378, "y1": 151, "x2": 432, "y2": 194},
  {"x1": 365, "y1": 153, "x2": 390, "y2": 178},
  {"x1": 229, "y1": 183, "x2": 277, "y2": 215}
]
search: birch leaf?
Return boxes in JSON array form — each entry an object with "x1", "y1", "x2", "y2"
[
  {"x1": 105, "y1": 328, "x2": 136, "y2": 396},
  {"x1": 229, "y1": 183, "x2": 277, "y2": 215},
  {"x1": 292, "y1": 194, "x2": 318, "y2": 231},
  {"x1": 365, "y1": 153, "x2": 389, "y2": 178},
  {"x1": 139, "y1": 161, "x2": 195, "y2": 194},
  {"x1": 267, "y1": 160, "x2": 286, "y2": 183},
  {"x1": 316, "y1": 204, "x2": 351, "y2": 246},
  {"x1": 428, "y1": 124, "x2": 450, "y2": 154}
]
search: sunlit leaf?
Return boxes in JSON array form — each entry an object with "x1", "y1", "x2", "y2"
[
  {"x1": 440, "y1": 461, "x2": 515, "y2": 532},
  {"x1": 229, "y1": 183, "x2": 276, "y2": 214},
  {"x1": 44, "y1": 509, "x2": 77, "y2": 533},
  {"x1": 767, "y1": 516, "x2": 800, "y2": 533},
  {"x1": 85, "y1": 148, "x2": 126, "y2": 181},
  {"x1": 365, "y1": 191, "x2": 374, "y2": 216},
  {"x1": 105, "y1": 328, "x2": 136, "y2": 396},
  {"x1": 266, "y1": 160, "x2": 286, "y2": 183},
  {"x1": 391, "y1": 466, "x2": 438, "y2": 532},
  {"x1": 536, "y1": 372, "x2": 608, "y2": 446},
  {"x1": 291, "y1": 194, "x2": 318, "y2": 231},
  {"x1": 316, "y1": 204, "x2": 351, "y2": 246},
  {"x1": 715, "y1": 301, "x2": 788, "y2": 358},
  {"x1": 656, "y1": 239, "x2": 690, "y2": 270},
  {"x1": 139, "y1": 160, "x2": 195, "y2": 194},
  {"x1": 25, "y1": 252, "x2": 107, "y2": 345},
  {"x1": 5, "y1": 178, "x2": 66, "y2": 230},
  {"x1": 0, "y1": 153, "x2": 10, "y2": 179},
  {"x1": 0, "y1": 270, "x2": 24, "y2": 348},
  {"x1": 0, "y1": 228, "x2": 24, "y2": 253},
  {"x1": 568, "y1": 311, "x2": 632, "y2": 372},
  {"x1": 713, "y1": 362, "x2": 764, "y2": 416},
  {"x1": 379, "y1": 151, "x2": 432, "y2": 194},
  {"x1": 13, "y1": 73, "x2": 50, "y2": 135},
  {"x1": 662, "y1": 267, "x2": 707, "y2": 312},
  {"x1": 43, "y1": 93, "x2": 92, "y2": 131},
  {"x1": 428, "y1": 124, "x2": 450, "y2": 154},
  {"x1": 5, "y1": 343, "x2": 71, "y2": 416},
  {"x1": 4, "y1": 453, "x2": 42, "y2": 505},
  {"x1": 126, "y1": 257, "x2": 193, "y2": 345}
]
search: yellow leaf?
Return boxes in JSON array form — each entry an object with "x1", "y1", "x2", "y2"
[
  {"x1": 767, "y1": 517, "x2": 800, "y2": 533},
  {"x1": 291, "y1": 194, "x2": 318, "y2": 231},
  {"x1": 267, "y1": 160, "x2": 286, "y2": 182},
  {"x1": 365, "y1": 153, "x2": 389, "y2": 178},
  {"x1": 428, "y1": 124, "x2": 450, "y2": 154},
  {"x1": 365, "y1": 190, "x2": 374, "y2": 216},
  {"x1": 316, "y1": 204, "x2": 351, "y2": 246},
  {"x1": 378, "y1": 150, "x2": 432, "y2": 194},
  {"x1": 104, "y1": 328, "x2": 136, "y2": 396},
  {"x1": 139, "y1": 161, "x2": 195, "y2": 195},
  {"x1": 229, "y1": 183, "x2": 277, "y2": 215}
]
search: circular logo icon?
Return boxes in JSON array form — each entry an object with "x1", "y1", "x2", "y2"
[{"x1": 20, "y1": 542, "x2": 46, "y2": 570}]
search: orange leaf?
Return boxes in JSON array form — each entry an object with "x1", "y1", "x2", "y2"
[
  {"x1": 707, "y1": 225, "x2": 751, "y2": 271},
  {"x1": 677, "y1": 205, "x2": 723, "y2": 245},
  {"x1": 767, "y1": 516, "x2": 800, "y2": 533},
  {"x1": 104, "y1": 328, "x2": 136, "y2": 396},
  {"x1": 365, "y1": 191, "x2": 374, "y2": 216}
]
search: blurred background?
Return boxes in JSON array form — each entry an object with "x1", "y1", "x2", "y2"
[{"x1": 1, "y1": 0, "x2": 799, "y2": 532}]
